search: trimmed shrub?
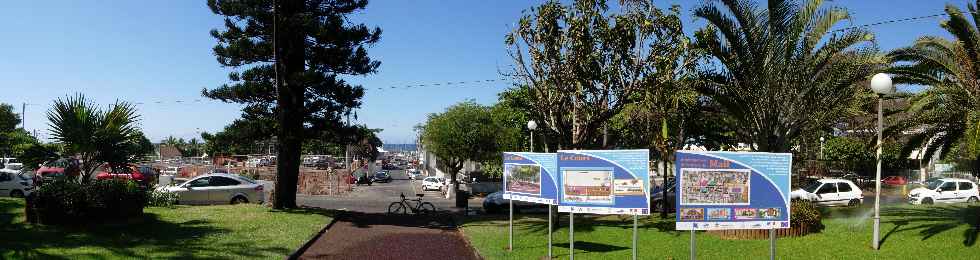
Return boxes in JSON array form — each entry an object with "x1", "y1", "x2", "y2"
[
  {"x1": 32, "y1": 178, "x2": 147, "y2": 225},
  {"x1": 146, "y1": 189, "x2": 179, "y2": 207},
  {"x1": 790, "y1": 199, "x2": 824, "y2": 232}
]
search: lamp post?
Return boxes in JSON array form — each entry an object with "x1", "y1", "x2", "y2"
[
  {"x1": 527, "y1": 120, "x2": 537, "y2": 152},
  {"x1": 819, "y1": 136, "x2": 825, "y2": 160},
  {"x1": 870, "y1": 73, "x2": 894, "y2": 250}
]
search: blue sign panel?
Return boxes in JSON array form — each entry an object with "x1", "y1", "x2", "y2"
[
  {"x1": 503, "y1": 152, "x2": 558, "y2": 205},
  {"x1": 674, "y1": 151, "x2": 792, "y2": 230},
  {"x1": 556, "y1": 150, "x2": 650, "y2": 215}
]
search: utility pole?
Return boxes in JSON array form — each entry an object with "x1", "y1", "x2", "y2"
[{"x1": 22, "y1": 103, "x2": 26, "y2": 129}]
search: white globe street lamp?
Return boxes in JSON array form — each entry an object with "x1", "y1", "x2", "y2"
[{"x1": 870, "y1": 73, "x2": 893, "y2": 250}]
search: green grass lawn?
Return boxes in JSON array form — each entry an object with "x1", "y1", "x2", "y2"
[
  {"x1": 0, "y1": 198, "x2": 334, "y2": 259},
  {"x1": 461, "y1": 204, "x2": 980, "y2": 259}
]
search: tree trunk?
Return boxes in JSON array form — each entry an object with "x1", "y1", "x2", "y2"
[{"x1": 272, "y1": 0, "x2": 306, "y2": 209}]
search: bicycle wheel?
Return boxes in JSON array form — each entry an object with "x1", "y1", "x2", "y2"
[
  {"x1": 388, "y1": 202, "x2": 407, "y2": 215},
  {"x1": 418, "y1": 202, "x2": 437, "y2": 215}
]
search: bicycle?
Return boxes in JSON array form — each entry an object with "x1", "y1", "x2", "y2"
[{"x1": 388, "y1": 193, "x2": 437, "y2": 215}]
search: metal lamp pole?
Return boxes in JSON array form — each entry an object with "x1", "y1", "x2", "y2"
[{"x1": 869, "y1": 73, "x2": 893, "y2": 250}]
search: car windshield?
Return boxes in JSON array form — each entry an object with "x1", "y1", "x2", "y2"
[
  {"x1": 803, "y1": 182, "x2": 823, "y2": 193},
  {"x1": 925, "y1": 180, "x2": 943, "y2": 190}
]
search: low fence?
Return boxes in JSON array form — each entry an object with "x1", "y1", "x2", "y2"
[
  {"x1": 297, "y1": 169, "x2": 351, "y2": 196},
  {"x1": 707, "y1": 225, "x2": 815, "y2": 240}
]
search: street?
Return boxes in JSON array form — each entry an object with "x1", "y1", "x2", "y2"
[{"x1": 298, "y1": 169, "x2": 456, "y2": 213}]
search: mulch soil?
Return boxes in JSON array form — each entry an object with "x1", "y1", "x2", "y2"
[{"x1": 297, "y1": 211, "x2": 481, "y2": 260}]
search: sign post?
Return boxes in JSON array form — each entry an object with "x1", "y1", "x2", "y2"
[
  {"x1": 632, "y1": 214, "x2": 638, "y2": 260},
  {"x1": 556, "y1": 149, "x2": 650, "y2": 260},
  {"x1": 502, "y1": 152, "x2": 558, "y2": 256},
  {"x1": 690, "y1": 230, "x2": 696, "y2": 260},
  {"x1": 569, "y1": 212, "x2": 574, "y2": 260},
  {"x1": 769, "y1": 228, "x2": 776, "y2": 260},
  {"x1": 674, "y1": 151, "x2": 792, "y2": 259},
  {"x1": 548, "y1": 205, "x2": 552, "y2": 258}
]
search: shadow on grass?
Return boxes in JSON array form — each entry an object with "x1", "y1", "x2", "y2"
[
  {"x1": 460, "y1": 213, "x2": 683, "y2": 237},
  {"x1": 880, "y1": 205, "x2": 980, "y2": 247},
  {"x1": 553, "y1": 241, "x2": 629, "y2": 252},
  {"x1": 0, "y1": 201, "x2": 320, "y2": 259}
]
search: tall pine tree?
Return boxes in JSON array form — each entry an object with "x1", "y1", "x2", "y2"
[{"x1": 205, "y1": 0, "x2": 381, "y2": 208}]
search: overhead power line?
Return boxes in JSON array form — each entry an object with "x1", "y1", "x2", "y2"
[
  {"x1": 15, "y1": 78, "x2": 511, "y2": 106},
  {"x1": 831, "y1": 13, "x2": 947, "y2": 33}
]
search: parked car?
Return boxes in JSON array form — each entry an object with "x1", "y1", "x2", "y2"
[
  {"x1": 482, "y1": 191, "x2": 547, "y2": 214},
  {"x1": 94, "y1": 164, "x2": 150, "y2": 185},
  {"x1": 908, "y1": 178, "x2": 980, "y2": 205},
  {"x1": 881, "y1": 176, "x2": 908, "y2": 186},
  {"x1": 0, "y1": 169, "x2": 31, "y2": 197},
  {"x1": 156, "y1": 173, "x2": 264, "y2": 205},
  {"x1": 791, "y1": 179, "x2": 864, "y2": 207},
  {"x1": 372, "y1": 171, "x2": 392, "y2": 183},
  {"x1": 650, "y1": 178, "x2": 676, "y2": 213},
  {"x1": 34, "y1": 158, "x2": 71, "y2": 184},
  {"x1": 0, "y1": 158, "x2": 23, "y2": 171},
  {"x1": 407, "y1": 169, "x2": 422, "y2": 180},
  {"x1": 421, "y1": 176, "x2": 446, "y2": 191},
  {"x1": 162, "y1": 166, "x2": 179, "y2": 175}
]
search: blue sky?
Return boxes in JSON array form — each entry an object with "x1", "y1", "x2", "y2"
[{"x1": 0, "y1": 0, "x2": 958, "y2": 144}]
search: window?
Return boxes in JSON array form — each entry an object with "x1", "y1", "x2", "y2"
[
  {"x1": 837, "y1": 183, "x2": 852, "y2": 192},
  {"x1": 210, "y1": 176, "x2": 241, "y2": 186},
  {"x1": 940, "y1": 182, "x2": 957, "y2": 192},
  {"x1": 0, "y1": 173, "x2": 10, "y2": 182},
  {"x1": 817, "y1": 183, "x2": 837, "y2": 194},
  {"x1": 187, "y1": 177, "x2": 210, "y2": 187},
  {"x1": 958, "y1": 182, "x2": 974, "y2": 191}
]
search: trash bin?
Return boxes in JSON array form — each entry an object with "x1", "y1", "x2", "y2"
[{"x1": 456, "y1": 190, "x2": 470, "y2": 208}]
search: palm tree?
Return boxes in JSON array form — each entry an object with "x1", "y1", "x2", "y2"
[
  {"x1": 693, "y1": 0, "x2": 886, "y2": 152},
  {"x1": 888, "y1": 1, "x2": 980, "y2": 174},
  {"x1": 47, "y1": 94, "x2": 143, "y2": 183}
]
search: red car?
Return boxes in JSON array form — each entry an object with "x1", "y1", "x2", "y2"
[
  {"x1": 34, "y1": 158, "x2": 71, "y2": 184},
  {"x1": 881, "y1": 176, "x2": 908, "y2": 186},
  {"x1": 95, "y1": 164, "x2": 154, "y2": 185}
]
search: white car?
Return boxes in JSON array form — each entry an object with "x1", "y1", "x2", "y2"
[
  {"x1": 791, "y1": 179, "x2": 863, "y2": 206},
  {"x1": 157, "y1": 173, "x2": 264, "y2": 205},
  {"x1": 421, "y1": 177, "x2": 446, "y2": 191},
  {"x1": 0, "y1": 158, "x2": 23, "y2": 171},
  {"x1": 162, "y1": 166, "x2": 179, "y2": 175},
  {"x1": 0, "y1": 169, "x2": 31, "y2": 198},
  {"x1": 908, "y1": 178, "x2": 980, "y2": 205}
]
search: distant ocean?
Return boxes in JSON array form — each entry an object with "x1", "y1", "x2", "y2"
[{"x1": 382, "y1": 144, "x2": 417, "y2": 152}]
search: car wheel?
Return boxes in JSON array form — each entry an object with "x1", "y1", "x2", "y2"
[
  {"x1": 9, "y1": 190, "x2": 24, "y2": 198},
  {"x1": 969, "y1": 197, "x2": 979, "y2": 204},
  {"x1": 231, "y1": 196, "x2": 249, "y2": 205},
  {"x1": 848, "y1": 199, "x2": 860, "y2": 207},
  {"x1": 922, "y1": 197, "x2": 934, "y2": 205}
]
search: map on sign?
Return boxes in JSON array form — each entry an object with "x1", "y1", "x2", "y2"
[
  {"x1": 675, "y1": 151, "x2": 792, "y2": 230},
  {"x1": 679, "y1": 169, "x2": 750, "y2": 205}
]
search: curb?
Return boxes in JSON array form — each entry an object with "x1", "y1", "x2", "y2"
[
  {"x1": 456, "y1": 223, "x2": 486, "y2": 260},
  {"x1": 285, "y1": 211, "x2": 344, "y2": 260}
]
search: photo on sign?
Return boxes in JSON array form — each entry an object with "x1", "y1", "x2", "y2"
[
  {"x1": 613, "y1": 178, "x2": 645, "y2": 196},
  {"x1": 505, "y1": 164, "x2": 542, "y2": 195},
  {"x1": 734, "y1": 208, "x2": 757, "y2": 220},
  {"x1": 679, "y1": 168, "x2": 750, "y2": 205},
  {"x1": 706, "y1": 208, "x2": 732, "y2": 220},
  {"x1": 562, "y1": 169, "x2": 613, "y2": 204},
  {"x1": 679, "y1": 208, "x2": 704, "y2": 220},
  {"x1": 759, "y1": 208, "x2": 781, "y2": 219}
]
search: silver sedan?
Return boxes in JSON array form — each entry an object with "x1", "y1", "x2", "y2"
[{"x1": 158, "y1": 173, "x2": 265, "y2": 205}]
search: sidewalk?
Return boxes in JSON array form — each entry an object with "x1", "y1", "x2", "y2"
[{"x1": 296, "y1": 212, "x2": 481, "y2": 260}]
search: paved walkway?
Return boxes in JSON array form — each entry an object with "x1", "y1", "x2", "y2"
[{"x1": 297, "y1": 212, "x2": 481, "y2": 260}]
